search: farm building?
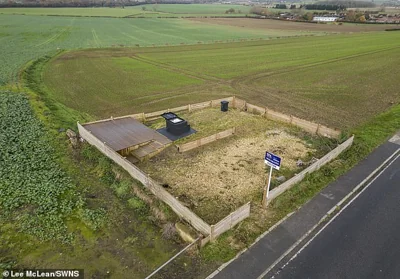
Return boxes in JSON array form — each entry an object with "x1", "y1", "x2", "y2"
[{"x1": 313, "y1": 16, "x2": 338, "y2": 22}]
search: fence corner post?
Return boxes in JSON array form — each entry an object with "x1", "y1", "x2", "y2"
[
  {"x1": 210, "y1": 225, "x2": 215, "y2": 242},
  {"x1": 316, "y1": 124, "x2": 321, "y2": 135}
]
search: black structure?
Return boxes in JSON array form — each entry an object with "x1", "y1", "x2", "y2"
[
  {"x1": 161, "y1": 112, "x2": 191, "y2": 136},
  {"x1": 221, "y1": 100, "x2": 229, "y2": 112}
]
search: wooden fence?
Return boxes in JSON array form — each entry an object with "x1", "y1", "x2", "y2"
[
  {"x1": 200, "y1": 202, "x2": 251, "y2": 247},
  {"x1": 233, "y1": 98, "x2": 341, "y2": 139},
  {"x1": 83, "y1": 96, "x2": 340, "y2": 139},
  {"x1": 211, "y1": 202, "x2": 251, "y2": 241},
  {"x1": 78, "y1": 122, "x2": 211, "y2": 235},
  {"x1": 118, "y1": 97, "x2": 235, "y2": 123},
  {"x1": 176, "y1": 127, "x2": 236, "y2": 153},
  {"x1": 78, "y1": 95, "x2": 345, "y2": 245},
  {"x1": 268, "y1": 135, "x2": 354, "y2": 201}
]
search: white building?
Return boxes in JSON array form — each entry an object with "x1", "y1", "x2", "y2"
[{"x1": 313, "y1": 17, "x2": 338, "y2": 22}]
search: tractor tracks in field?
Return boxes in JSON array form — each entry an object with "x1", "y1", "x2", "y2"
[
  {"x1": 231, "y1": 45, "x2": 400, "y2": 87},
  {"x1": 91, "y1": 29, "x2": 102, "y2": 47},
  {"x1": 130, "y1": 54, "x2": 225, "y2": 83},
  {"x1": 127, "y1": 44, "x2": 398, "y2": 128},
  {"x1": 35, "y1": 18, "x2": 75, "y2": 47}
]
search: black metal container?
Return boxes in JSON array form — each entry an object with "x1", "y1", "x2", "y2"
[
  {"x1": 161, "y1": 112, "x2": 191, "y2": 136},
  {"x1": 221, "y1": 100, "x2": 229, "y2": 112}
]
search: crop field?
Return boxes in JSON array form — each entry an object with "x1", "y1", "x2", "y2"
[
  {"x1": 0, "y1": 14, "x2": 313, "y2": 85},
  {"x1": 44, "y1": 31, "x2": 400, "y2": 129},
  {"x1": 0, "y1": 4, "x2": 251, "y2": 17}
]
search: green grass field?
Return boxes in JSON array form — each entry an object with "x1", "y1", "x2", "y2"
[
  {"x1": 0, "y1": 4, "x2": 251, "y2": 17},
  {"x1": 45, "y1": 56, "x2": 203, "y2": 115},
  {"x1": 43, "y1": 32, "x2": 400, "y2": 129},
  {"x1": 0, "y1": 14, "x2": 316, "y2": 85}
]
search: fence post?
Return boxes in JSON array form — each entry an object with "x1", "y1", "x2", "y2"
[
  {"x1": 316, "y1": 124, "x2": 321, "y2": 135},
  {"x1": 232, "y1": 96, "x2": 236, "y2": 108},
  {"x1": 188, "y1": 104, "x2": 191, "y2": 112},
  {"x1": 210, "y1": 225, "x2": 215, "y2": 242}
]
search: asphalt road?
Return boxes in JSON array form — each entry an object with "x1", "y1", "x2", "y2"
[{"x1": 267, "y1": 154, "x2": 400, "y2": 279}]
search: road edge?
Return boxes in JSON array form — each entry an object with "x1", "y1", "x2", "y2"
[{"x1": 207, "y1": 147, "x2": 400, "y2": 279}]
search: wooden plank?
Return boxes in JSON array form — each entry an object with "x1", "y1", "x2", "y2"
[
  {"x1": 211, "y1": 202, "x2": 251, "y2": 239},
  {"x1": 269, "y1": 136, "x2": 354, "y2": 201},
  {"x1": 177, "y1": 128, "x2": 235, "y2": 153}
]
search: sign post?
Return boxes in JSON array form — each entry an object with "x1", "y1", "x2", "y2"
[{"x1": 263, "y1": 152, "x2": 281, "y2": 208}]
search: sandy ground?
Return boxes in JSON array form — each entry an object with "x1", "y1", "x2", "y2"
[{"x1": 190, "y1": 18, "x2": 395, "y2": 33}]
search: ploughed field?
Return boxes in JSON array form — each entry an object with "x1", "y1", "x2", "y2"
[{"x1": 43, "y1": 31, "x2": 400, "y2": 130}]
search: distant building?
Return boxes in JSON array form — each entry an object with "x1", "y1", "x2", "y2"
[{"x1": 313, "y1": 16, "x2": 338, "y2": 22}]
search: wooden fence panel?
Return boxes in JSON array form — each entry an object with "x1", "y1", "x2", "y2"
[
  {"x1": 234, "y1": 97, "x2": 340, "y2": 139},
  {"x1": 268, "y1": 136, "x2": 354, "y2": 201},
  {"x1": 177, "y1": 128, "x2": 236, "y2": 153},
  {"x1": 210, "y1": 97, "x2": 234, "y2": 107},
  {"x1": 169, "y1": 105, "x2": 189, "y2": 113},
  {"x1": 233, "y1": 98, "x2": 246, "y2": 110},
  {"x1": 291, "y1": 116, "x2": 319, "y2": 134},
  {"x1": 190, "y1": 101, "x2": 212, "y2": 111},
  {"x1": 210, "y1": 202, "x2": 251, "y2": 241},
  {"x1": 318, "y1": 125, "x2": 341, "y2": 138},
  {"x1": 246, "y1": 103, "x2": 265, "y2": 115},
  {"x1": 266, "y1": 109, "x2": 292, "y2": 123}
]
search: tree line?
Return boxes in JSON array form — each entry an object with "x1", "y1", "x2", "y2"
[{"x1": 0, "y1": 0, "x2": 195, "y2": 8}]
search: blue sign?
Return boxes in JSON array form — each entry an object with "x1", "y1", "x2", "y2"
[{"x1": 265, "y1": 152, "x2": 281, "y2": 170}]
